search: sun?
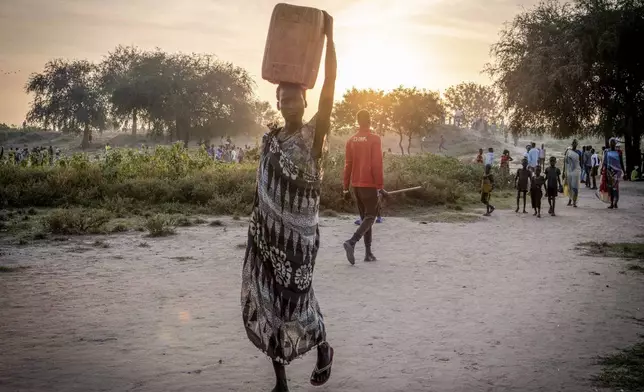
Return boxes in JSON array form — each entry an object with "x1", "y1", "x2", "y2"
[{"x1": 332, "y1": 16, "x2": 438, "y2": 94}]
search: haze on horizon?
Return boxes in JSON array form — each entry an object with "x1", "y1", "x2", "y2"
[{"x1": 0, "y1": 0, "x2": 536, "y2": 125}]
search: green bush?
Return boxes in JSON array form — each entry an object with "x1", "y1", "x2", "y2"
[
  {"x1": 145, "y1": 214, "x2": 176, "y2": 237},
  {"x1": 43, "y1": 209, "x2": 111, "y2": 235},
  {"x1": 0, "y1": 144, "x2": 497, "y2": 214}
]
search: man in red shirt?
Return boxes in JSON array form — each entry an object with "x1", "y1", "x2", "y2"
[{"x1": 342, "y1": 110, "x2": 387, "y2": 265}]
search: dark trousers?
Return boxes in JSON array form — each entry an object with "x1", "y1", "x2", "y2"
[
  {"x1": 351, "y1": 187, "x2": 379, "y2": 247},
  {"x1": 585, "y1": 166, "x2": 592, "y2": 187}
]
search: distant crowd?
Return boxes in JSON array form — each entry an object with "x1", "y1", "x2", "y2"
[
  {"x1": 199, "y1": 137, "x2": 252, "y2": 164},
  {"x1": 0, "y1": 137, "x2": 255, "y2": 167},
  {"x1": 0, "y1": 145, "x2": 61, "y2": 166},
  {"x1": 476, "y1": 139, "x2": 642, "y2": 218}
]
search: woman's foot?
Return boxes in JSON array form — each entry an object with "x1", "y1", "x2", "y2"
[
  {"x1": 489, "y1": 206, "x2": 495, "y2": 214},
  {"x1": 310, "y1": 342, "x2": 334, "y2": 386},
  {"x1": 608, "y1": 204, "x2": 614, "y2": 209},
  {"x1": 533, "y1": 210, "x2": 537, "y2": 216},
  {"x1": 567, "y1": 200, "x2": 572, "y2": 206},
  {"x1": 614, "y1": 204, "x2": 618, "y2": 209},
  {"x1": 523, "y1": 210, "x2": 528, "y2": 214},
  {"x1": 515, "y1": 207, "x2": 519, "y2": 213},
  {"x1": 573, "y1": 202, "x2": 577, "y2": 208},
  {"x1": 537, "y1": 213, "x2": 541, "y2": 218}
]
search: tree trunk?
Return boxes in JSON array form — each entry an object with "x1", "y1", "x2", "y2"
[
  {"x1": 407, "y1": 134, "x2": 412, "y2": 155},
  {"x1": 81, "y1": 123, "x2": 91, "y2": 149},
  {"x1": 398, "y1": 131, "x2": 404, "y2": 155},
  {"x1": 132, "y1": 110, "x2": 138, "y2": 136}
]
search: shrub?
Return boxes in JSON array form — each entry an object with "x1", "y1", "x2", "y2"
[
  {"x1": 145, "y1": 214, "x2": 176, "y2": 237},
  {"x1": 0, "y1": 145, "x2": 494, "y2": 213},
  {"x1": 43, "y1": 209, "x2": 111, "y2": 235}
]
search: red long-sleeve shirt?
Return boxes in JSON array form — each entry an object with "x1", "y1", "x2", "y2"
[{"x1": 343, "y1": 129, "x2": 384, "y2": 189}]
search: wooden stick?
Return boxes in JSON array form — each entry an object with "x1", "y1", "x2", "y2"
[{"x1": 386, "y1": 186, "x2": 423, "y2": 195}]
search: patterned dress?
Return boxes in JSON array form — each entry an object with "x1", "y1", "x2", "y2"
[{"x1": 241, "y1": 119, "x2": 327, "y2": 364}]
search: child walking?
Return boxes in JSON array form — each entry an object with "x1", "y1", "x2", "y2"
[
  {"x1": 544, "y1": 157, "x2": 562, "y2": 216},
  {"x1": 481, "y1": 164, "x2": 495, "y2": 216},
  {"x1": 530, "y1": 166, "x2": 546, "y2": 218},
  {"x1": 515, "y1": 158, "x2": 532, "y2": 213}
]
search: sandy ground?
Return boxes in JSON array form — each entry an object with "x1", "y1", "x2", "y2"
[{"x1": 1, "y1": 183, "x2": 644, "y2": 392}]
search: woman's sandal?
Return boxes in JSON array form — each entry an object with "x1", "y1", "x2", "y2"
[{"x1": 310, "y1": 344, "x2": 334, "y2": 387}]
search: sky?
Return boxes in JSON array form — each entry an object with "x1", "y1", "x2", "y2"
[{"x1": 0, "y1": 0, "x2": 537, "y2": 125}]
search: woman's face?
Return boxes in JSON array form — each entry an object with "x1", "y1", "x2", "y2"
[{"x1": 277, "y1": 86, "x2": 306, "y2": 124}]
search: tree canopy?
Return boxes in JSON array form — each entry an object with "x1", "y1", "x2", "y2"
[
  {"x1": 442, "y1": 82, "x2": 500, "y2": 126},
  {"x1": 25, "y1": 46, "x2": 274, "y2": 148}
]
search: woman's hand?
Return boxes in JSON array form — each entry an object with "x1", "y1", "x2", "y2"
[{"x1": 323, "y1": 11, "x2": 333, "y2": 39}]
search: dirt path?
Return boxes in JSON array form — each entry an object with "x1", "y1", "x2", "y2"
[{"x1": 1, "y1": 184, "x2": 644, "y2": 392}]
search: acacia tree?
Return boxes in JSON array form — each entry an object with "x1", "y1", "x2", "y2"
[
  {"x1": 390, "y1": 86, "x2": 444, "y2": 154},
  {"x1": 488, "y1": 0, "x2": 643, "y2": 171},
  {"x1": 26, "y1": 59, "x2": 106, "y2": 148},
  {"x1": 332, "y1": 88, "x2": 392, "y2": 136},
  {"x1": 99, "y1": 45, "x2": 149, "y2": 136},
  {"x1": 443, "y1": 82, "x2": 500, "y2": 127}
]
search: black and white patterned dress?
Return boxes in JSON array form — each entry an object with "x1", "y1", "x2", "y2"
[{"x1": 241, "y1": 119, "x2": 327, "y2": 364}]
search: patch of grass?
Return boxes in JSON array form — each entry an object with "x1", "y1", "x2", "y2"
[
  {"x1": 193, "y1": 217, "x2": 207, "y2": 224},
  {"x1": 414, "y1": 211, "x2": 483, "y2": 224},
  {"x1": 43, "y1": 209, "x2": 112, "y2": 235},
  {"x1": 92, "y1": 240, "x2": 110, "y2": 248},
  {"x1": 175, "y1": 216, "x2": 195, "y2": 227},
  {"x1": 209, "y1": 220, "x2": 224, "y2": 227},
  {"x1": 578, "y1": 242, "x2": 644, "y2": 275},
  {"x1": 18, "y1": 238, "x2": 29, "y2": 245},
  {"x1": 171, "y1": 256, "x2": 194, "y2": 262},
  {"x1": 232, "y1": 215, "x2": 241, "y2": 221},
  {"x1": 578, "y1": 242, "x2": 644, "y2": 260},
  {"x1": 144, "y1": 214, "x2": 176, "y2": 237},
  {"x1": 32, "y1": 232, "x2": 47, "y2": 240},
  {"x1": 27, "y1": 208, "x2": 37, "y2": 216},
  {"x1": 594, "y1": 341, "x2": 644, "y2": 391},
  {"x1": 628, "y1": 265, "x2": 644, "y2": 273},
  {"x1": 138, "y1": 241, "x2": 150, "y2": 248},
  {"x1": 0, "y1": 265, "x2": 30, "y2": 273},
  {"x1": 109, "y1": 223, "x2": 129, "y2": 233}
]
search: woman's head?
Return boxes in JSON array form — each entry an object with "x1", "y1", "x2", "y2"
[
  {"x1": 609, "y1": 138, "x2": 617, "y2": 149},
  {"x1": 276, "y1": 83, "x2": 307, "y2": 123}
]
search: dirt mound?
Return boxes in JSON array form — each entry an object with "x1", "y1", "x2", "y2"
[{"x1": 0, "y1": 130, "x2": 77, "y2": 147}]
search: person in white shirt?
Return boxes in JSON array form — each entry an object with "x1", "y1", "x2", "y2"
[
  {"x1": 231, "y1": 148, "x2": 238, "y2": 163},
  {"x1": 484, "y1": 147, "x2": 495, "y2": 166},
  {"x1": 590, "y1": 148, "x2": 599, "y2": 189},
  {"x1": 528, "y1": 142, "x2": 540, "y2": 172},
  {"x1": 539, "y1": 143, "x2": 546, "y2": 171}
]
